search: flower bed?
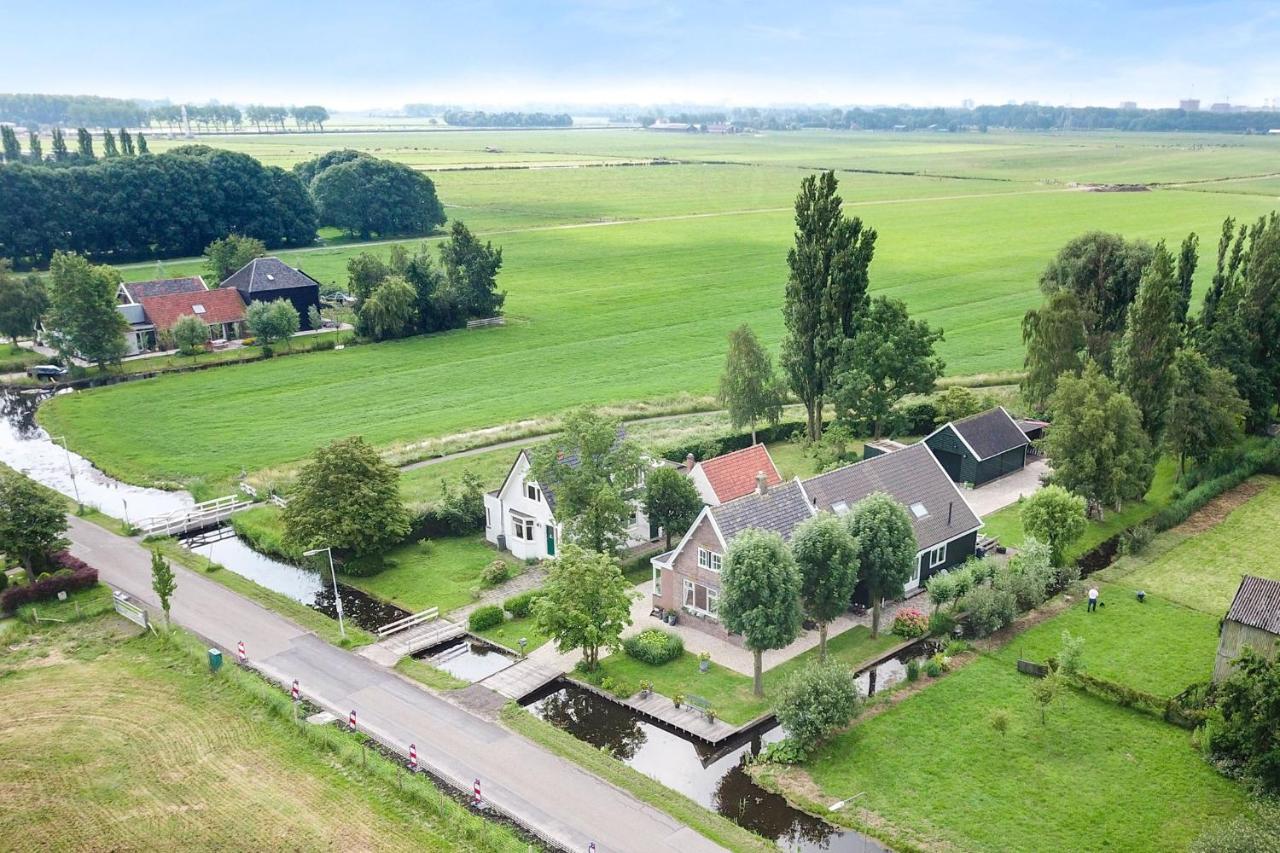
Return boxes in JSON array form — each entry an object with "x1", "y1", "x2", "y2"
[{"x1": 891, "y1": 608, "x2": 929, "y2": 638}]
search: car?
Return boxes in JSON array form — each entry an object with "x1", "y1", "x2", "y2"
[{"x1": 26, "y1": 364, "x2": 68, "y2": 380}]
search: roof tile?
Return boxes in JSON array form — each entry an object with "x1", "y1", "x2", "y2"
[
  {"x1": 138, "y1": 288, "x2": 246, "y2": 332},
  {"x1": 1226, "y1": 576, "x2": 1280, "y2": 634},
  {"x1": 697, "y1": 445, "x2": 783, "y2": 503}
]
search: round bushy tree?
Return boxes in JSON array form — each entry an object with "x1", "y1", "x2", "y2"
[
  {"x1": 790, "y1": 513, "x2": 858, "y2": 660},
  {"x1": 0, "y1": 473, "x2": 68, "y2": 572},
  {"x1": 533, "y1": 545, "x2": 634, "y2": 671},
  {"x1": 775, "y1": 663, "x2": 860, "y2": 757},
  {"x1": 845, "y1": 493, "x2": 917, "y2": 637},
  {"x1": 720, "y1": 529, "x2": 802, "y2": 697},
  {"x1": 1020, "y1": 485, "x2": 1087, "y2": 566}
]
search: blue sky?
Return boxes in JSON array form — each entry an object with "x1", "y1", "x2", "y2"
[{"x1": 16, "y1": 1, "x2": 1280, "y2": 109}]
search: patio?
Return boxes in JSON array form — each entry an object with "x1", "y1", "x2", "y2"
[{"x1": 964, "y1": 456, "x2": 1051, "y2": 517}]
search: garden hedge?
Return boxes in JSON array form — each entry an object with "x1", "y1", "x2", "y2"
[
  {"x1": 468, "y1": 605, "x2": 504, "y2": 631},
  {"x1": 0, "y1": 552, "x2": 98, "y2": 612},
  {"x1": 502, "y1": 590, "x2": 543, "y2": 618}
]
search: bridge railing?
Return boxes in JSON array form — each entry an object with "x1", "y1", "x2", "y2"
[{"x1": 377, "y1": 606, "x2": 440, "y2": 638}]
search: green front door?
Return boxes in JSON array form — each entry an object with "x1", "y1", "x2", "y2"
[{"x1": 546, "y1": 525, "x2": 556, "y2": 556}]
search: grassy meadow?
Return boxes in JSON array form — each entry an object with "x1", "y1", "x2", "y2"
[{"x1": 39, "y1": 129, "x2": 1280, "y2": 490}]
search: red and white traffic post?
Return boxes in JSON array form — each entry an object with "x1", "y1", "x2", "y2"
[
  {"x1": 348, "y1": 709, "x2": 357, "y2": 732},
  {"x1": 472, "y1": 778, "x2": 483, "y2": 808},
  {"x1": 291, "y1": 679, "x2": 300, "y2": 702},
  {"x1": 408, "y1": 743, "x2": 418, "y2": 771},
  {"x1": 236, "y1": 640, "x2": 246, "y2": 663}
]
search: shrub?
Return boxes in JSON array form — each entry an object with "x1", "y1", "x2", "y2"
[
  {"x1": 774, "y1": 663, "x2": 861, "y2": 757},
  {"x1": 480, "y1": 559, "x2": 510, "y2": 587},
  {"x1": 944, "y1": 639, "x2": 971, "y2": 656},
  {"x1": 1118, "y1": 523, "x2": 1155, "y2": 556},
  {"x1": 1058, "y1": 631, "x2": 1085, "y2": 676},
  {"x1": 989, "y1": 708, "x2": 1011, "y2": 738},
  {"x1": 924, "y1": 658, "x2": 944, "y2": 677},
  {"x1": 928, "y1": 610, "x2": 956, "y2": 637},
  {"x1": 339, "y1": 554, "x2": 389, "y2": 577},
  {"x1": 891, "y1": 608, "x2": 929, "y2": 638},
  {"x1": 1001, "y1": 538, "x2": 1055, "y2": 610},
  {"x1": 905, "y1": 659, "x2": 921, "y2": 682},
  {"x1": 0, "y1": 571, "x2": 8, "y2": 592},
  {"x1": 0, "y1": 552, "x2": 97, "y2": 612},
  {"x1": 925, "y1": 570, "x2": 958, "y2": 612},
  {"x1": 468, "y1": 605, "x2": 504, "y2": 631},
  {"x1": 1190, "y1": 801, "x2": 1280, "y2": 853},
  {"x1": 502, "y1": 589, "x2": 543, "y2": 618},
  {"x1": 961, "y1": 584, "x2": 1017, "y2": 638},
  {"x1": 622, "y1": 629, "x2": 684, "y2": 665},
  {"x1": 758, "y1": 738, "x2": 809, "y2": 765}
]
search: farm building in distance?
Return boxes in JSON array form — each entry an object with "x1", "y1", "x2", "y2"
[
  {"x1": 221, "y1": 257, "x2": 323, "y2": 330},
  {"x1": 924, "y1": 407, "x2": 1030, "y2": 488},
  {"x1": 1214, "y1": 575, "x2": 1280, "y2": 681}
]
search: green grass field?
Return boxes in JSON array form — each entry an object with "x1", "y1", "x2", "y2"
[{"x1": 39, "y1": 130, "x2": 1280, "y2": 491}]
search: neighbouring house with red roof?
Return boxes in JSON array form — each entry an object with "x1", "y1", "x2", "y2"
[
  {"x1": 685, "y1": 444, "x2": 783, "y2": 505},
  {"x1": 115, "y1": 276, "x2": 247, "y2": 355}
]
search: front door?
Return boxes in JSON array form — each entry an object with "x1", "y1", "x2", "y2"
[{"x1": 545, "y1": 524, "x2": 556, "y2": 557}]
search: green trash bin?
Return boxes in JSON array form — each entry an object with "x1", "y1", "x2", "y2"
[{"x1": 208, "y1": 648, "x2": 223, "y2": 672}]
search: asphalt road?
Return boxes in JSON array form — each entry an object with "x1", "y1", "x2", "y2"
[{"x1": 66, "y1": 516, "x2": 723, "y2": 853}]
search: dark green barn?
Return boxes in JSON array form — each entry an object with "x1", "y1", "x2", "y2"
[{"x1": 925, "y1": 407, "x2": 1029, "y2": 488}]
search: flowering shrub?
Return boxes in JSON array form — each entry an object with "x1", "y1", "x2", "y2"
[
  {"x1": 0, "y1": 552, "x2": 97, "y2": 612},
  {"x1": 891, "y1": 608, "x2": 929, "y2": 638},
  {"x1": 623, "y1": 629, "x2": 684, "y2": 665}
]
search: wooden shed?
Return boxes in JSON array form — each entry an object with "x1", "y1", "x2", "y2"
[
  {"x1": 924, "y1": 407, "x2": 1030, "y2": 488},
  {"x1": 1214, "y1": 575, "x2": 1280, "y2": 681}
]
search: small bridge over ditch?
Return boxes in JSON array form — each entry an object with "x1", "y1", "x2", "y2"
[{"x1": 136, "y1": 494, "x2": 256, "y2": 537}]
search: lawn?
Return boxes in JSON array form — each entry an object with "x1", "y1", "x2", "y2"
[
  {"x1": 1108, "y1": 476, "x2": 1280, "y2": 615},
  {"x1": 343, "y1": 535, "x2": 504, "y2": 615},
  {"x1": 38, "y1": 131, "x2": 1279, "y2": 492},
  {"x1": 474, "y1": 612, "x2": 553, "y2": 654},
  {"x1": 587, "y1": 624, "x2": 902, "y2": 725},
  {"x1": 787, "y1": 656, "x2": 1247, "y2": 852},
  {"x1": 0, "y1": 616, "x2": 523, "y2": 851},
  {"x1": 981, "y1": 455, "x2": 1179, "y2": 558}
]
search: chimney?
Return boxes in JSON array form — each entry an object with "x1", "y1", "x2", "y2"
[
  {"x1": 948, "y1": 501, "x2": 953, "y2": 526},
  {"x1": 755, "y1": 471, "x2": 767, "y2": 495},
  {"x1": 685, "y1": 452, "x2": 695, "y2": 472}
]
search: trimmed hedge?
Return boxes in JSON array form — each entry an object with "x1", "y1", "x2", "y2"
[
  {"x1": 502, "y1": 590, "x2": 543, "y2": 618},
  {"x1": 1153, "y1": 438, "x2": 1280, "y2": 531},
  {"x1": 622, "y1": 629, "x2": 684, "y2": 665},
  {"x1": 0, "y1": 552, "x2": 97, "y2": 612},
  {"x1": 468, "y1": 604, "x2": 504, "y2": 631}
]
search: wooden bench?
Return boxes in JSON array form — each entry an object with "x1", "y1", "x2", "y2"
[{"x1": 685, "y1": 694, "x2": 712, "y2": 714}]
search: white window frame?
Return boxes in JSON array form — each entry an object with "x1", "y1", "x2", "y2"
[
  {"x1": 697, "y1": 548, "x2": 723, "y2": 572},
  {"x1": 511, "y1": 514, "x2": 534, "y2": 541},
  {"x1": 526, "y1": 484, "x2": 539, "y2": 502},
  {"x1": 707, "y1": 587, "x2": 720, "y2": 616},
  {"x1": 653, "y1": 567, "x2": 662, "y2": 596},
  {"x1": 683, "y1": 578, "x2": 696, "y2": 608},
  {"x1": 927, "y1": 543, "x2": 947, "y2": 568}
]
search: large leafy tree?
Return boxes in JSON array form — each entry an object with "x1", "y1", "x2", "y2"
[
  {"x1": 1116, "y1": 242, "x2": 1181, "y2": 441},
  {"x1": 530, "y1": 408, "x2": 644, "y2": 554},
  {"x1": 0, "y1": 260, "x2": 48, "y2": 344},
  {"x1": 1044, "y1": 362, "x2": 1153, "y2": 517},
  {"x1": 171, "y1": 314, "x2": 209, "y2": 357},
  {"x1": 642, "y1": 466, "x2": 702, "y2": 549},
  {"x1": 357, "y1": 276, "x2": 418, "y2": 341},
  {"x1": 1174, "y1": 232, "x2": 1199, "y2": 327},
  {"x1": 0, "y1": 473, "x2": 67, "y2": 571},
  {"x1": 245, "y1": 298, "x2": 299, "y2": 348},
  {"x1": 790, "y1": 513, "x2": 859, "y2": 660},
  {"x1": 311, "y1": 156, "x2": 446, "y2": 239},
  {"x1": 533, "y1": 544, "x2": 634, "y2": 671},
  {"x1": 718, "y1": 324, "x2": 784, "y2": 443},
  {"x1": 1019, "y1": 485, "x2": 1087, "y2": 566},
  {"x1": 831, "y1": 296, "x2": 944, "y2": 439},
  {"x1": 781, "y1": 170, "x2": 877, "y2": 441},
  {"x1": 1021, "y1": 291, "x2": 1087, "y2": 414},
  {"x1": 1038, "y1": 231, "x2": 1155, "y2": 369},
  {"x1": 45, "y1": 251, "x2": 127, "y2": 368},
  {"x1": 845, "y1": 493, "x2": 917, "y2": 637},
  {"x1": 203, "y1": 234, "x2": 266, "y2": 285},
  {"x1": 1165, "y1": 347, "x2": 1247, "y2": 478},
  {"x1": 283, "y1": 436, "x2": 410, "y2": 558},
  {"x1": 438, "y1": 221, "x2": 505, "y2": 319},
  {"x1": 720, "y1": 529, "x2": 802, "y2": 697}
]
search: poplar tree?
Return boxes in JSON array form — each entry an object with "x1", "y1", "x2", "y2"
[
  {"x1": 51, "y1": 127, "x2": 68, "y2": 161},
  {"x1": 782, "y1": 171, "x2": 876, "y2": 441},
  {"x1": 101, "y1": 130, "x2": 118, "y2": 157},
  {"x1": 119, "y1": 128, "x2": 135, "y2": 156},
  {"x1": 136, "y1": 132, "x2": 149, "y2": 154},
  {"x1": 27, "y1": 132, "x2": 42, "y2": 162},
  {"x1": 0, "y1": 126, "x2": 19, "y2": 162},
  {"x1": 1116, "y1": 242, "x2": 1180, "y2": 441},
  {"x1": 1174, "y1": 232, "x2": 1199, "y2": 326},
  {"x1": 1021, "y1": 290, "x2": 1087, "y2": 413},
  {"x1": 1165, "y1": 348, "x2": 1247, "y2": 478},
  {"x1": 76, "y1": 127, "x2": 94, "y2": 158},
  {"x1": 718, "y1": 324, "x2": 784, "y2": 443}
]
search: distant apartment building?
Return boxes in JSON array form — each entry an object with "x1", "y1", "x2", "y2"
[{"x1": 1180, "y1": 99, "x2": 1200, "y2": 111}]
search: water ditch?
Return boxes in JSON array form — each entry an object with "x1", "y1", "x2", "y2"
[{"x1": 416, "y1": 636, "x2": 517, "y2": 682}]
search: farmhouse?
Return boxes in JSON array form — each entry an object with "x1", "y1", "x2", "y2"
[
  {"x1": 1214, "y1": 575, "x2": 1280, "y2": 681},
  {"x1": 221, "y1": 257, "x2": 323, "y2": 330},
  {"x1": 114, "y1": 276, "x2": 247, "y2": 355},
  {"x1": 651, "y1": 442, "x2": 982, "y2": 639},
  {"x1": 924, "y1": 406, "x2": 1030, "y2": 488},
  {"x1": 685, "y1": 444, "x2": 782, "y2": 505},
  {"x1": 117, "y1": 275, "x2": 208, "y2": 304},
  {"x1": 483, "y1": 449, "x2": 659, "y2": 561}
]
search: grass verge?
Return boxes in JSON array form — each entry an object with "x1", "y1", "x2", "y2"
[{"x1": 394, "y1": 655, "x2": 469, "y2": 691}]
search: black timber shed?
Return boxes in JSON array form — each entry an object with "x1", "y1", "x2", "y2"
[{"x1": 924, "y1": 407, "x2": 1029, "y2": 487}]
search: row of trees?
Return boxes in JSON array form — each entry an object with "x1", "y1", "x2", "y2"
[
  {"x1": 345, "y1": 222, "x2": 504, "y2": 341},
  {"x1": 0, "y1": 146, "x2": 317, "y2": 266},
  {"x1": 439, "y1": 110, "x2": 572, "y2": 127},
  {"x1": 148, "y1": 104, "x2": 329, "y2": 133},
  {"x1": 1, "y1": 126, "x2": 152, "y2": 165},
  {"x1": 0, "y1": 95, "x2": 331, "y2": 133}
]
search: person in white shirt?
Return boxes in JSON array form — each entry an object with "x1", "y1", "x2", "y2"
[{"x1": 1087, "y1": 587, "x2": 1099, "y2": 613}]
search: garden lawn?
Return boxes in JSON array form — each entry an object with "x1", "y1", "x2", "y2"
[
  {"x1": 473, "y1": 613, "x2": 552, "y2": 654},
  {"x1": 980, "y1": 455, "x2": 1178, "y2": 558},
  {"x1": 342, "y1": 535, "x2": 502, "y2": 615},
  {"x1": 988, "y1": 582, "x2": 1217, "y2": 697},
  {"x1": 1109, "y1": 476, "x2": 1280, "y2": 615},
  {"x1": 588, "y1": 624, "x2": 902, "y2": 725},
  {"x1": 794, "y1": 656, "x2": 1247, "y2": 852}
]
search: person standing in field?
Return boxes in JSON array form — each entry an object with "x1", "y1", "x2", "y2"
[{"x1": 1088, "y1": 587, "x2": 1099, "y2": 612}]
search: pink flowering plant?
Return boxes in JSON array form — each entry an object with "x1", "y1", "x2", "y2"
[{"x1": 891, "y1": 608, "x2": 930, "y2": 639}]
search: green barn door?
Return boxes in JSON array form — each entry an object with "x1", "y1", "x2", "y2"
[{"x1": 546, "y1": 525, "x2": 556, "y2": 556}]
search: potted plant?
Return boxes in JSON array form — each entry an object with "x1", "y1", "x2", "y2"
[
  {"x1": 638, "y1": 680, "x2": 652, "y2": 699},
  {"x1": 705, "y1": 707, "x2": 717, "y2": 723},
  {"x1": 698, "y1": 651, "x2": 711, "y2": 673},
  {"x1": 665, "y1": 611, "x2": 678, "y2": 626},
  {"x1": 672, "y1": 692, "x2": 685, "y2": 709}
]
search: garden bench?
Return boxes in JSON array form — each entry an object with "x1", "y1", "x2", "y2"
[{"x1": 685, "y1": 694, "x2": 711, "y2": 714}]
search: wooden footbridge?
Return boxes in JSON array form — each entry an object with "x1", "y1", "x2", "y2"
[{"x1": 136, "y1": 494, "x2": 256, "y2": 537}]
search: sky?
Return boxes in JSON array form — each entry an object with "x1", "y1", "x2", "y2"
[{"x1": 10, "y1": 1, "x2": 1280, "y2": 110}]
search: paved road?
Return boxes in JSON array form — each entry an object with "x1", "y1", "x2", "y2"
[{"x1": 66, "y1": 516, "x2": 722, "y2": 853}]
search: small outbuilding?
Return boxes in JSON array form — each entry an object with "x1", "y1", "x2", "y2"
[
  {"x1": 221, "y1": 257, "x2": 323, "y2": 330},
  {"x1": 1214, "y1": 575, "x2": 1280, "y2": 681},
  {"x1": 924, "y1": 406, "x2": 1030, "y2": 488}
]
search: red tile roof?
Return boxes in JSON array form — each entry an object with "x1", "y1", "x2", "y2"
[
  {"x1": 138, "y1": 288, "x2": 247, "y2": 332},
  {"x1": 697, "y1": 444, "x2": 782, "y2": 503}
]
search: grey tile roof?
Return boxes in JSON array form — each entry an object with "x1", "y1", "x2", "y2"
[
  {"x1": 950, "y1": 407, "x2": 1029, "y2": 460},
  {"x1": 709, "y1": 479, "x2": 815, "y2": 542},
  {"x1": 1226, "y1": 576, "x2": 1280, "y2": 633},
  {"x1": 801, "y1": 442, "x2": 981, "y2": 551},
  {"x1": 221, "y1": 257, "x2": 322, "y2": 294},
  {"x1": 121, "y1": 276, "x2": 207, "y2": 302}
]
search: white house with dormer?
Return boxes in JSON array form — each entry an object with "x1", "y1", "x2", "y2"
[{"x1": 483, "y1": 449, "x2": 661, "y2": 561}]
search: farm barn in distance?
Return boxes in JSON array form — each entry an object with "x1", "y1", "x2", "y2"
[{"x1": 1214, "y1": 575, "x2": 1280, "y2": 681}]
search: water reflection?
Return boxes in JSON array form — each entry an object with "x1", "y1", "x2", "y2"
[
  {"x1": 0, "y1": 388, "x2": 193, "y2": 520},
  {"x1": 420, "y1": 637, "x2": 517, "y2": 683}
]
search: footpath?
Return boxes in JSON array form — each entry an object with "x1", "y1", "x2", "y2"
[{"x1": 65, "y1": 516, "x2": 722, "y2": 853}]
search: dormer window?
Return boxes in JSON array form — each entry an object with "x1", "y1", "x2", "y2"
[
  {"x1": 526, "y1": 484, "x2": 540, "y2": 502},
  {"x1": 910, "y1": 502, "x2": 929, "y2": 519},
  {"x1": 832, "y1": 501, "x2": 849, "y2": 516}
]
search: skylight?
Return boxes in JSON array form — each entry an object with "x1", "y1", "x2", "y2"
[
  {"x1": 192, "y1": 304, "x2": 206, "y2": 314},
  {"x1": 266, "y1": 273, "x2": 276, "y2": 281},
  {"x1": 832, "y1": 501, "x2": 849, "y2": 516},
  {"x1": 910, "y1": 502, "x2": 928, "y2": 518}
]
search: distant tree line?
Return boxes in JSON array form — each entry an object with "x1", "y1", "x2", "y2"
[
  {"x1": 0, "y1": 145, "x2": 317, "y2": 266},
  {"x1": 1, "y1": 94, "x2": 329, "y2": 133},
  {"x1": 441, "y1": 110, "x2": 572, "y2": 128}
]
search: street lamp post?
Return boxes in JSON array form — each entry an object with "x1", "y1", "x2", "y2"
[
  {"x1": 50, "y1": 435, "x2": 82, "y2": 512},
  {"x1": 304, "y1": 546, "x2": 346, "y2": 638}
]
